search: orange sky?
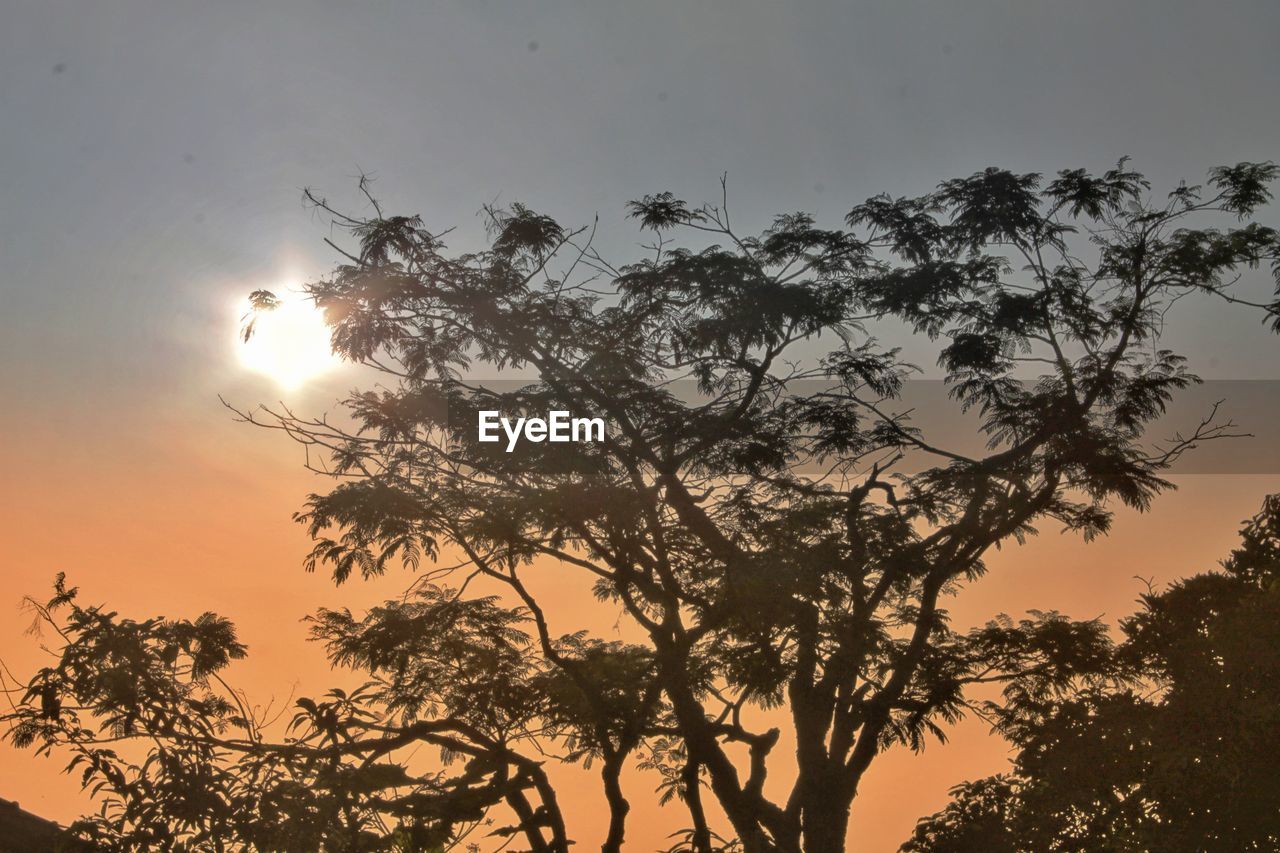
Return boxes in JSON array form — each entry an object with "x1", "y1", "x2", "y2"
[{"x1": 1, "y1": 375, "x2": 1273, "y2": 851}]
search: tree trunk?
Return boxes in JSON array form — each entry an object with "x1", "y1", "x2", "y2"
[
  {"x1": 601, "y1": 752, "x2": 630, "y2": 853},
  {"x1": 801, "y1": 790, "x2": 852, "y2": 853}
]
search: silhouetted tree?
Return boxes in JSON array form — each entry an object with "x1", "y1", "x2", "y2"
[
  {"x1": 901, "y1": 494, "x2": 1280, "y2": 852},
  {"x1": 6, "y1": 162, "x2": 1280, "y2": 852}
]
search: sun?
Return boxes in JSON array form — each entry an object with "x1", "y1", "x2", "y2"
[{"x1": 236, "y1": 290, "x2": 339, "y2": 389}]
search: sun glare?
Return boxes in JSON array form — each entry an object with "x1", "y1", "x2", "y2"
[{"x1": 237, "y1": 291, "x2": 338, "y2": 389}]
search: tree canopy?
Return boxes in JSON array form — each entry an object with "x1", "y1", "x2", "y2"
[
  {"x1": 6, "y1": 161, "x2": 1280, "y2": 852},
  {"x1": 901, "y1": 494, "x2": 1280, "y2": 852}
]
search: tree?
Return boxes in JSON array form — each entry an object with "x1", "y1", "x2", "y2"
[
  {"x1": 6, "y1": 162, "x2": 1280, "y2": 852},
  {"x1": 901, "y1": 494, "x2": 1280, "y2": 852}
]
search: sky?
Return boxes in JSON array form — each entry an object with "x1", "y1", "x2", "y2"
[{"x1": 1, "y1": 2, "x2": 1278, "y2": 850}]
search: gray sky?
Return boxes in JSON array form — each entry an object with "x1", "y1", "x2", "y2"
[{"x1": 3, "y1": 0, "x2": 1278, "y2": 413}]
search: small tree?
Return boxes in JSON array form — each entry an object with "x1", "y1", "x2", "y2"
[
  {"x1": 901, "y1": 494, "x2": 1280, "y2": 852},
  {"x1": 6, "y1": 162, "x2": 1280, "y2": 852}
]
